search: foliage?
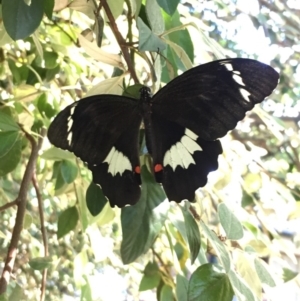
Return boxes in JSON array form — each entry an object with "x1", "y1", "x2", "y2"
[{"x1": 0, "y1": 0, "x2": 300, "y2": 300}]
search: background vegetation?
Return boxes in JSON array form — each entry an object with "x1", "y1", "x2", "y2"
[{"x1": 0, "y1": 0, "x2": 300, "y2": 300}]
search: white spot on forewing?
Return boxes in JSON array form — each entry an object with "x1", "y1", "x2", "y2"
[
  {"x1": 224, "y1": 63, "x2": 233, "y2": 71},
  {"x1": 67, "y1": 132, "x2": 73, "y2": 145},
  {"x1": 103, "y1": 146, "x2": 132, "y2": 176},
  {"x1": 70, "y1": 106, "x2": 76, "y2": 116},
  {"x1": 163, "y1": 129, "x2": 202, "y2": 170},
  {"x1": 239, "y1": 88, "x2": 251, "y2": 102},
  {"x1": 67, "y1": 117, "x2": 73, "y2": 132},
  {"x1": 232, "y1": 74, "x2": 245, "y2": 86}
]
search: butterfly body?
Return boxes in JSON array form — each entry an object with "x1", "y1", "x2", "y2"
[{"x1": 48, "y1": 58, "x2": 279, "y2": 208}]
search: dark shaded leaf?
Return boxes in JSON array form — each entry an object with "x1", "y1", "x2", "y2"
[
  {"x1": 57, "y1": 206, "x2": 79, "y2": 239},
  {"x1": 0, "y1": 139, "x2": 22, "y2": 177},
  {"x1": 60, "y1": 160, "x2": 78, "y2": 184},
  {"x1": 181, "y1": 206, "x2": 201, "y2": 264},
  {"x1": 120, "y1": 165, "x2": 168, "y2": 264},
  {"x1": 86, "y1": 182, "x2": 108, "y2": 216},
  {"x1": 139, "y1": 261, "x2": 161, "y2": 291},
  {"x1": 2, "y1": 0, "x2": 45, "y2": 40},
  {"x1": 0, "y1": 131, "x2": 20, "y2": 157},
  {"x1": 29, "y1": 256, "x2": 53, "y2": 270},
  {"x1": 188, "y1": 263, "x2": 234, "y2": 301},
  {"x1": 0, "y1": 111, "x2": 19, "y2": 132},
  {"x1": 44, "y1": 0, "x2": 54, "y2": 19},
  {"x1": 157, "y1": 0, "x2": 179, "y2": 15}
]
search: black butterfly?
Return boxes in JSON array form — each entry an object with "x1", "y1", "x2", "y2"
[{"x1": 48, "y1": 58, "x2": 279, "y2": 208}]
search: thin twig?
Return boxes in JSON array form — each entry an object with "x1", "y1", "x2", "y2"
[
  {"x1": 0, "y1": 128, "x2": 46, "y2": 295},
  {"x1": 32, "y1": 173, "x2": 48, "y2": 301},
  {"x1": 100, "y1": 0, "x2": 139, "y2": 83},
  {"x1": 0, "y1": 200, "x2": 18, "y2": 212}
]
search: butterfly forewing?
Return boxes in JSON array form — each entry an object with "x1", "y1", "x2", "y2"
[
  {"x1": 48, "y1": 95, "x2": 143, "y2": 207},
  {"x1": 151, "y1": 58, "x2": 279, "y2": 140}
]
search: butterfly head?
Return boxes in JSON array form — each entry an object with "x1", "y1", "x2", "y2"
[{"x1": 139, "y1": 86, "x2": 152, "y2": 103}]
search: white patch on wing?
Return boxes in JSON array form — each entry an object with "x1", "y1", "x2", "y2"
[
  {"x1": 224, "y1": 63, "x2": 233, "y2": 71},
  {"x1": 67, "y1": 132, "x2": 73, "y2": 145},
  {"x1": 232, "y1": 74, "x2": 245, "y2": 86},
  {"x1": 239, "y1": 88, "x2": 251, "y2": 102},
  {"x1": 103, "y1": 146, "x2": 132, "y2": 176},
  {"x1": 163, "y1": 129, "x2": 202, "y2": 170}
]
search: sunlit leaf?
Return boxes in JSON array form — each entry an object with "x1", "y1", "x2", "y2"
[
  {"x1": 200, "y1": 221, "x2": 231, "y2": 272},
  {"x1": 176, "y1": 274, "x2": 188, "y2": 301},
  {"x1": 218, "y1": 203, "x2": 243, "y2": 240},
  {"x1": 137, "y1": 17, "x2": 166, "y2": 52},
  {"x1": 254, "y1": 258, "x2": 276, "y2": 287}
]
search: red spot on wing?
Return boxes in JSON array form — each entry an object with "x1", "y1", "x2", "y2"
[
  {"x1": 154, "y1": 164, "x2": 163, "y2": 172},
  {"x1": 135, "y1": 166, "x2": 141, "y2": 174}
]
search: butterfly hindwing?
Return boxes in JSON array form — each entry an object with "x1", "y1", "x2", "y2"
[
  {"x1": 48, "y1": 95, "x2": 143, "y2": 207},
  {"x1": 151, "y1": 58, "x2": 279, "y2": 140},
  {"x1": 145, "y1": 115, "x2": 222, "y2": 202}
]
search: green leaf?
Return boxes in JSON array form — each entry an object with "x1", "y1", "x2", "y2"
[
  {"x1": 81, "y1": 276, "x2": 93, "y2": 301},
  {"x1": 146, "y1": 0, "x2": 164, "y2": 34},
  {"x1": 8, "y1": 284, "x2": 24, "y2": 301},
  {"x1": 29, "y1": 256, "x2": 53, "y2": 270},
  {"x1": 139, "y1": 261, "x2": 161, "y2": 291},
  {"x1": 120, "y1": 165, "x2": 168, "y2": 264},
  {"x1": 200, "y1": 221, "x2": 231, "y2": 272},
  {"x1": 282, "y1": 267, "x2": 298, "y2": 282},
  {"x1": 36, "y1": 93, "x2": 56, "y2": 118},
  {"x1": 0, "y1": 111, "x2": 19, "y2": 131},
  {"x1": 157, "y1": 0, "x2": 179, "y2": 15},
  {"x1": 41, "y1": 148, "x2": 74, "y2": 161},
  {"x1": 86, "y1": 182, "x2": 108, "y2": 216},
  {"x1": 44, "y1": 0, "x2": 54, "y2": 19},
  {"x1": 180, "y1": 206, "x2": 201, "y2": 264},
  {"x1": 163, "y1": 10, "x2": 194, "y2": 63},
  {"x1": 160, "y1": 285, "x2": 173, "y2": 301},
  {"x1": 57, "y1": 206, "x2": 79, "y2": 239},
  {"x1": 2, "y1": 0, "x2": 45, "y2": 40},
  {"x1": 218, "y1": 203, "x2": 244, "y2": 240},
  {"x1": 36, "y1": 51, "x2": 59, "y2": 69},
  {"x1": 60, "y1": 160, "x2": 78, "y2": 184},
  {"x1": 254, "y1": 258, "x2": 276, "y2": 287},
  {"x1": 176, "y1": 274, "x2": 188, "y2": 301},
  {"x1": 188, "y1": 264, "x2": 234, "y2": 301},
  {"x1": 137, "y1": 17, "x2": 166, "y2": 52},
  {"x1": 0, "y1": 139, "x2": 22, "y2": 177},
  {"x1": 0, "y1": 132, "x2": 20, "y2": 158},
  {"x1": 228, "y1": 269, "x2": 256, "y2": 301}
]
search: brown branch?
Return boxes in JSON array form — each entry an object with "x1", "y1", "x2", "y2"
[
  {"x1": 0, "y1": 128, "x2": 46, "y2": 295},
  {"x1": 0, "y1": 200, "x2": 18, "y2": 212},
  {"x1": 100, "y1": 0, "x2": 139, "y2": 83},
  {"x1": 32, "y1": 173, "x2": 48, "y2": 301}
]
